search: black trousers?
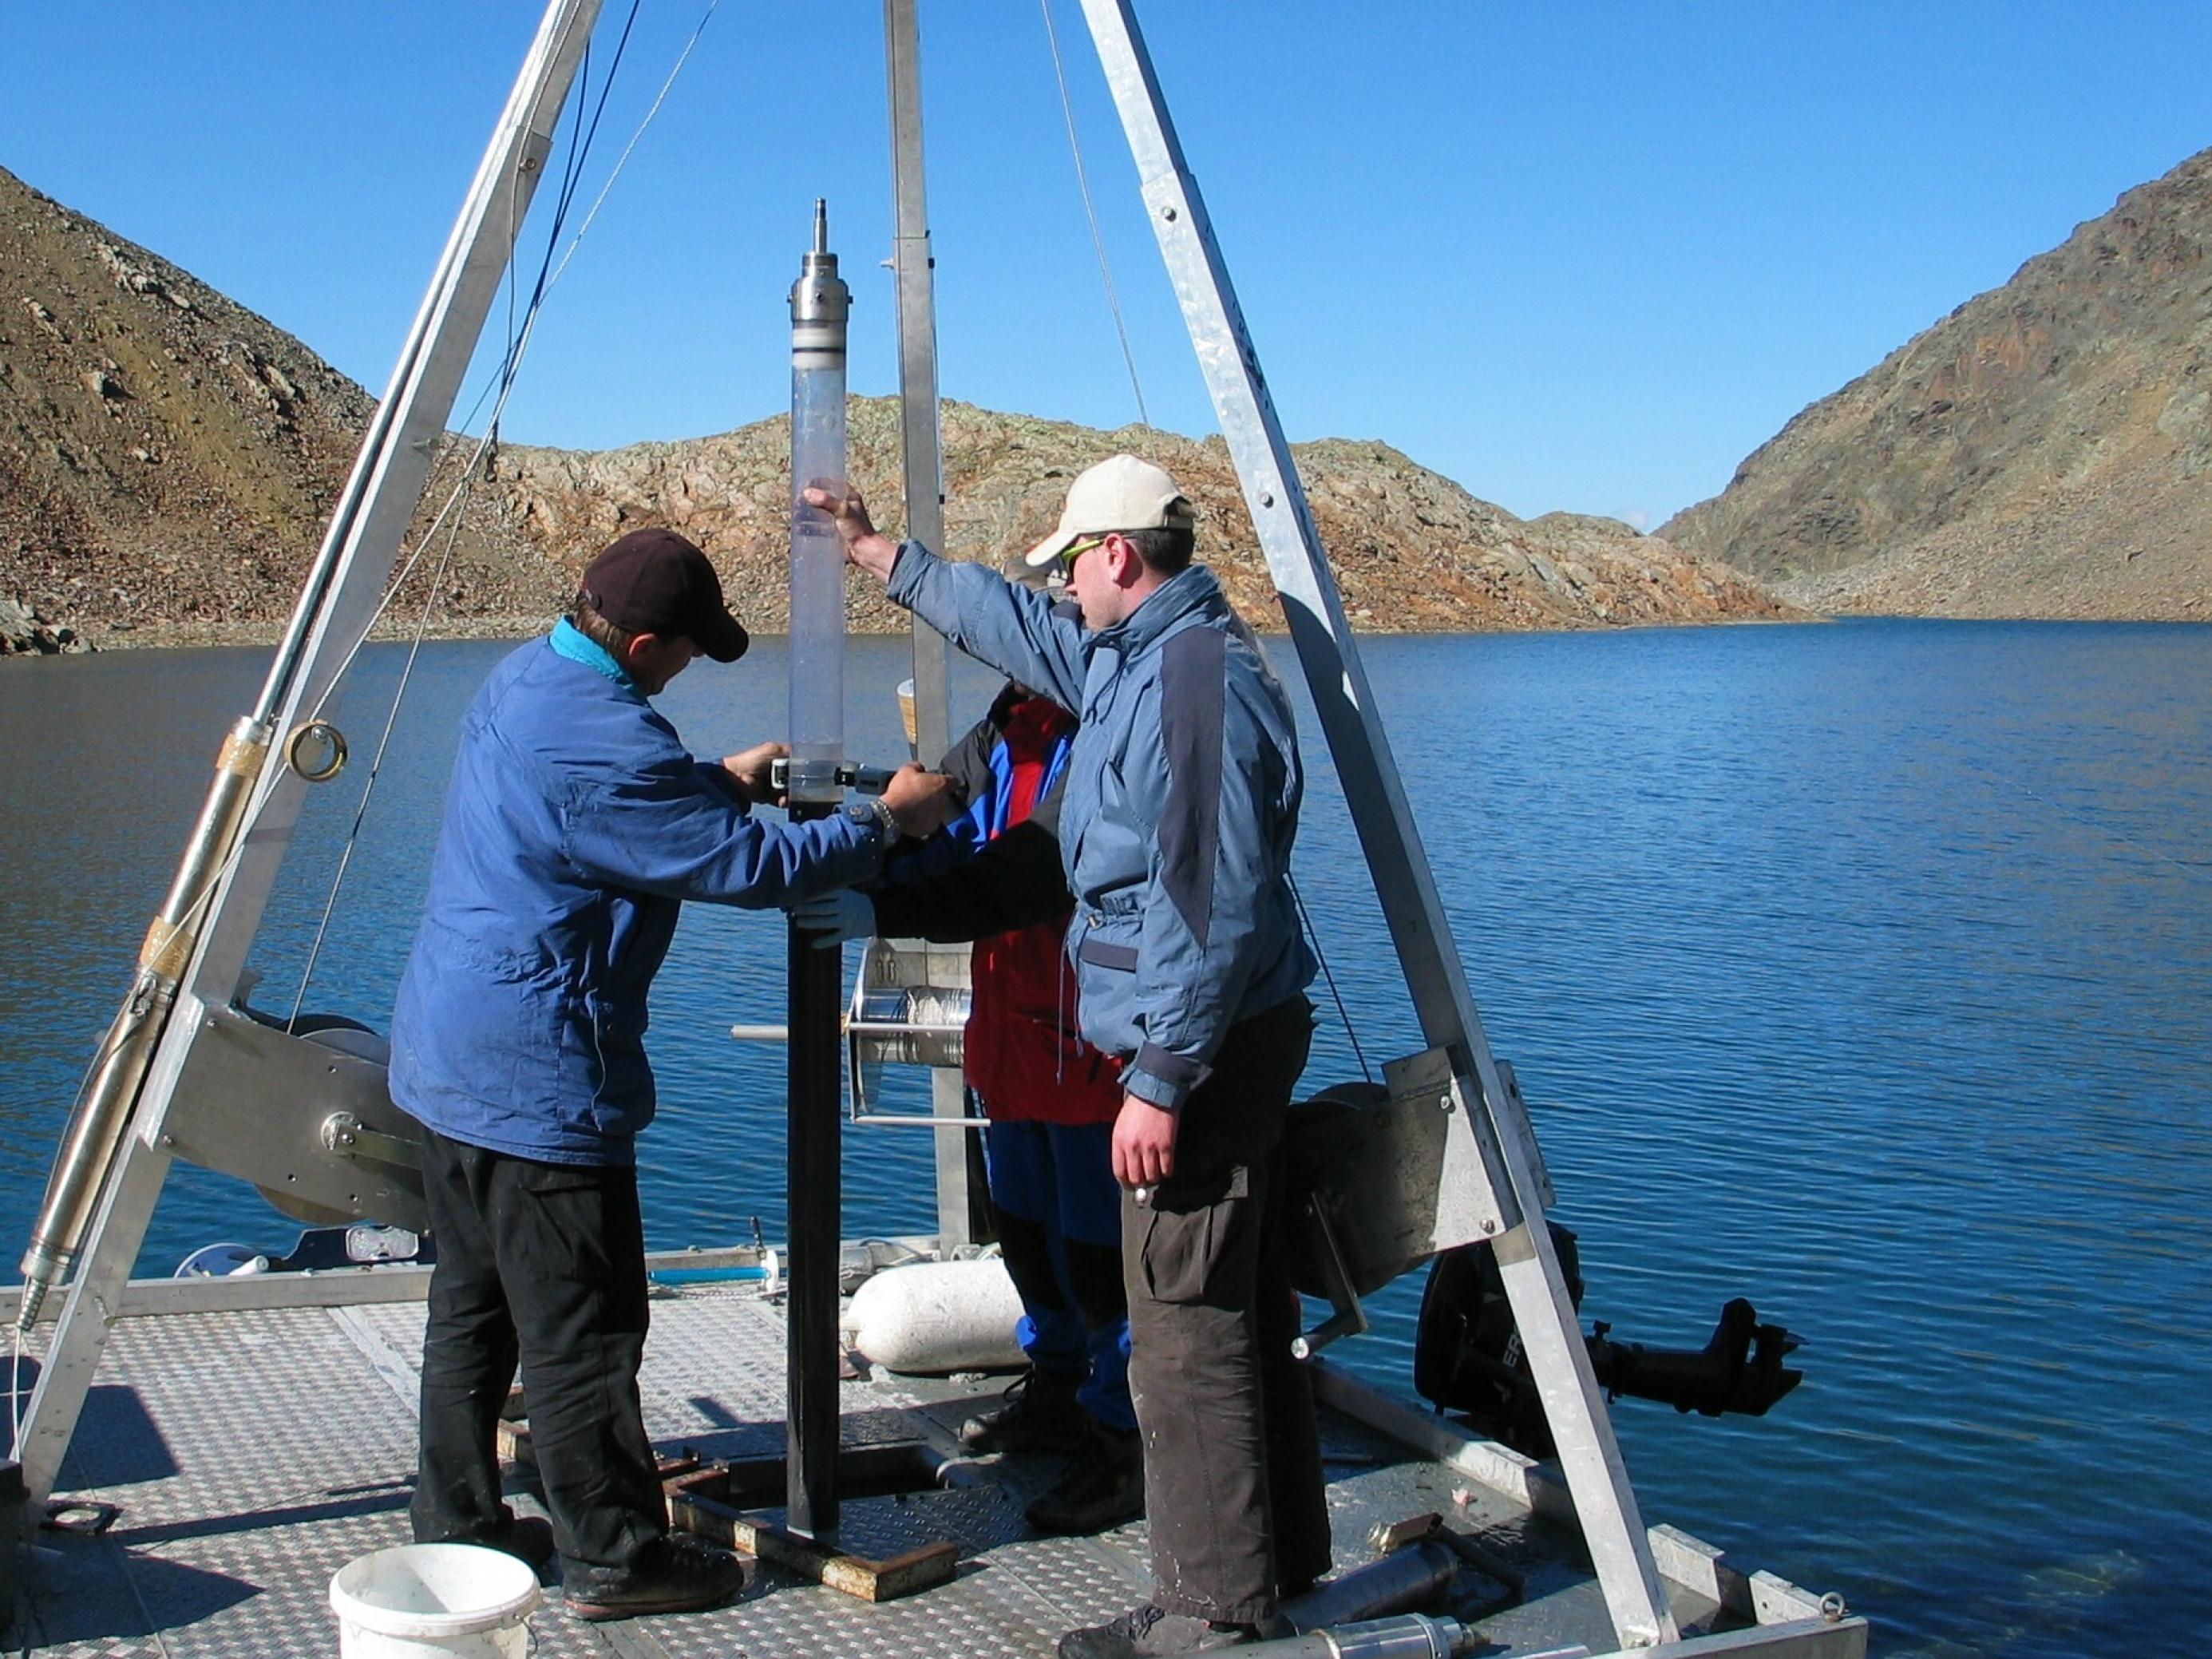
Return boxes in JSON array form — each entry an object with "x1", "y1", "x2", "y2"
[
  {"x1": 411, "y1": 1126, "x2": 667, "y2": 1571},
  {"x1": 1122, "y1": 996, "x2": 1330, "y2": 1624}
]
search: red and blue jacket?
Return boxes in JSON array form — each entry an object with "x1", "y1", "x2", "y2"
[
  {"x1": 887, "y1": 551, "x2": 1316, "y2": 1111},
  {"x1": 874, "y1": 682, "x2": 1124, "y2": 1126}
]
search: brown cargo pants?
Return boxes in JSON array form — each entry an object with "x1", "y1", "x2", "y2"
[{"x1": 1122, "y1": 995, "x2": 1330, "y2": 1625}]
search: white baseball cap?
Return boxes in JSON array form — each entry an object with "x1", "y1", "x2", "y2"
[{"x1": 1023, "y1": 454, "x2": 1197, "y2": 568}]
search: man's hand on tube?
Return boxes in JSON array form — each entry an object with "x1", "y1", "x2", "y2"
[
  {"x1": 803, "y1": 484, "x2": 900, "y2": 581},
  {"x1": 720, "y1": 740, "x2": 788, "y2": 806},
  {"x1": 879, "y1": 762, "x2": 963, "y2": 838},
  {"x1": 1112, "y1": 1091, "x2": 1179, "y2": 1190},
  {"x1": 790, "y1": 889, "x2": 874, "y2": 950}
]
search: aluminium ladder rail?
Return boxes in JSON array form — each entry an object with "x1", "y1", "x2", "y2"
[
  {"x1": 881, "y1": 0, "x2": 982, "y2": 1255},
  {"x1": 10, "y1": 0, "x2": 606, "y2": 1516},
  {"x1": 1073, "y1": 1, "x2": 1679, "y2": 1644}
]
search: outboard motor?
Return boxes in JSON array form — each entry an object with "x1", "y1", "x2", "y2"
[{"x1": 1412, "y1": 1223, "x2": 1802, "y2": 1459}]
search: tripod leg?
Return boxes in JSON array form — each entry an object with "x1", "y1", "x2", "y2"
[{"x1": 14, "y1": 1137, "x2": 173, "y2": 1518}]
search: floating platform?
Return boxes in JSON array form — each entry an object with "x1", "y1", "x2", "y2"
[{"x1": 5, "y1": 1259, "x2": 1864, "y2": 1657}]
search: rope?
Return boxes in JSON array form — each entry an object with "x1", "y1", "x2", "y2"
[
  {"x1": 545, "y1": 0, "x2": 722, "y2": 295},
  {"x1": 1038, "y1": 0, "x2": 1150, "y2": 429},
  {"x1": 6, "y1": 2, "x2": 712, "y2": 1487},
  {"x1": 286, "y1": 501, "x2": 475, "y2": 1031},
  {"x1": 287, "y1": 0, "x2": 718, "y2": 1017},
  {"x1": 1961, "y1": 756, "x2": 2210, "y2": 889},
  {"x1": 1289, "y1": 872, "x2": 1373, "y2": 1086}
]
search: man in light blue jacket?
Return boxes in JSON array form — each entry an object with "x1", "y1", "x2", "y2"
[
  {"x1": 811, "y1": 458, "x2": 1330, "y2": 1657},
  {"x1": 391, "y1": 527, "x2": 952, "y2": 1621}
]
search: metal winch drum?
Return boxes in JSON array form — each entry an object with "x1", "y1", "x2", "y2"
[{"x1": 845, "y1": 936, "x2": 973, "y2": 1122}]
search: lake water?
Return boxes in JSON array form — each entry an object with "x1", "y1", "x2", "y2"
[{"x1": 1, "y1": 620, "x2": 2206, "y2": 1656}]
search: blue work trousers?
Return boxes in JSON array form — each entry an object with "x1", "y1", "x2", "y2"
[{"x1": 983, "y1": 1117, "x2": 1134, "y2": 1432}]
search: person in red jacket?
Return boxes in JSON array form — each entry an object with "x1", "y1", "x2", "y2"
[{"x1": 799, "y1": 680, "x2": 1139, "y2": 1534}]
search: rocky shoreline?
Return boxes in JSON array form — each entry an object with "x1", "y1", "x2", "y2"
[
  {"x1": 0, "y1": 601, "x2": 1838, "y2": 660},
  {"x1": 0, "y1": 596, "x2": 89, "y2": 655}
]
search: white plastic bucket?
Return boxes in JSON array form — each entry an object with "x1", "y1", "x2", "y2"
[{"x1": 329, "y1": 1542, "x2": 540, "y2": 1659}]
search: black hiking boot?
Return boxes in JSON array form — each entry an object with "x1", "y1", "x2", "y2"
[
  {"x1": 416, "y1": 1508, "x2": 557, "y2": 1570},
  {"x1": 482, "y1": 1514, "x2": 557, "y2": 1570},
  {"x1": 960, "y1": 1365, "x2": 1088, "y2": 1455},
  {"x1": 1056, "y1": 1603, "x2": 1292, "y2": 1658},
  {"x1": 563, "y1": 1533, "x2": 750, "y2": 1621},
  {"x1": 1026, "y1": 1422, "x2": 1143, "y2": 1535}
]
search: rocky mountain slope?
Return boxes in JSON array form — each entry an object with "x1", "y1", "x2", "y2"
[
  {"x1": 477, "y1": 402, "x2": 1794, "y2": 639},
  {"x1": 2, "y1": 161, "x2": 1791, "y2": 653},
  {"x1": 0, "y1": 163, "x2": 536, "y2": 654},
  {"x1": 1661, "y1": 148, "x2": 2212, "y2": 619}
]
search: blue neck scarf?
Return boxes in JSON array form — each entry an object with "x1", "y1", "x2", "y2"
[{"x1": 549, "y1": 617, "x2": 638, "y2": 693}]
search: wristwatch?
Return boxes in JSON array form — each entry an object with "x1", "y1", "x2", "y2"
[{"x1": 845, "y1": 795, "x2": 899, "y2": 841}]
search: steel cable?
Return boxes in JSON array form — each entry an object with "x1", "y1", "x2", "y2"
[
  {"x1": 1039, "y1": 0, "x2": 1150, "y2": 428},
  {"x1": 1290, "y1": 872, "x2": 1374, "y2": 1086},
  {"x1": 287, "y1": 1, "x2": 722, "y2": 1018}
]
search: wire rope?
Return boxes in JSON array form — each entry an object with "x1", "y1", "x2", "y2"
[
  {"x1": 1038, "y1": 0, "x2": 1150, "y2": 429},
  {"x1": 1961, "y1": 755, "x2": 2210, "y2": 888},
  {"x1": 287, "y1": 0, "x2": 698, "y2": 1022},
  {"x1": 545, "y1": 0, "x2": 722, "y2": 296},
  {"x1": 1289, "y1": 873, "x2": 1374, "y2": 1086},
  {"x1": 7, "y1": 0, "x2": 708, "y2": 1483}
]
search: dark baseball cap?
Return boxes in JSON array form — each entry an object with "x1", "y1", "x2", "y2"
[{"x1": 580, "y1": 528, "x2": 749, "y2": 662}]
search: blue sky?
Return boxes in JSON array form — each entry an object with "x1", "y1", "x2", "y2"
[{"x1": 6, "y1": 2, "x2": 2208, "y2": 527}]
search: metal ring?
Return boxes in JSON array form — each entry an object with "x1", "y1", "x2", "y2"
[
  {"x1": 286, "y1": 721, "x2": 348, "y2": 782},
  {"x1": 1820, "y1": 1591, "x2": 1850, "y2": 1622}
]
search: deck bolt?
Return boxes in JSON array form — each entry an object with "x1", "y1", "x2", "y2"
[{"x1": 1161, "y1": 204, "x2": 1177, "y2": 220}]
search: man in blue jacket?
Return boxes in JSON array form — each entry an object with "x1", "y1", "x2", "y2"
[
  {"x1": 810, "y1": 459, "x2": 1330, "y2": 1657},
  {"x1": 390, "y1": 526, "x2": 952, "y2": 1621}
]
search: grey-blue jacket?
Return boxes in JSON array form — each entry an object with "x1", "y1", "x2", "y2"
[
  {"x1": 390, "y1": 628, "x2": 888, "y2": 1166},
  {"x1": 888, "y1": 545, "x2": 1315, "y2": 1110}
]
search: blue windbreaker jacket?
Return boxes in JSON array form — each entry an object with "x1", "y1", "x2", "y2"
[
  {"x1": 886, "y1": 546, "x2": 1316, "y2": 1111},
  {"x1": 390, "y1": 630, "x2": 888, "y2": 1165}
]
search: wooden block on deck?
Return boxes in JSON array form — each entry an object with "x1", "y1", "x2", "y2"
[
  {"x1": 496, "y1": 1396, "x2": 700, "y2": 1494},
  {"x1": 666, "y1": 1467, "x2": 958, "y2": 1602},
  {"x1": 494, "y1": 1409, "x2": 956, "y2": 1602}
]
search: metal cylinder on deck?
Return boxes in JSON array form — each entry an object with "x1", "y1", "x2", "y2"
[
  {"x1": 1283, "y1": 1540, "x2": 1462, "y2": 1634},
  {"x1": 784, "y1": 202, "x2": 852, "y2": 1536},
  {"x1": 1236, "y1": 1614, "x2": 1474, "y2": 1659}
]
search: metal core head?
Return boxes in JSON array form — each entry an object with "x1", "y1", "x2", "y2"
[{"x1": 790, "y1": 199, "x2": 850, "y2": 337}]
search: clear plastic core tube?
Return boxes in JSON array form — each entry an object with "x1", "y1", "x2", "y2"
[
  {"x1": 788, "y1": 355, "x2": 845, "y2": 802},
  {"x1": 786, "y1": 201, "x2": 849, "y2": 806}
]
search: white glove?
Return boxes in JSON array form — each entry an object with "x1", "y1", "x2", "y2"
[{"x1": 790, "y1": 888, "x2": 874, "y2": 950}]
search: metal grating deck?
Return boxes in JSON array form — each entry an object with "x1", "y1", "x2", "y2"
[{"x1": 12, "y1": 1280, "x2": 1846, "y2": 1657}]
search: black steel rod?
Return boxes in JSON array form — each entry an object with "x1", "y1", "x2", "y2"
[{"x1": 785, "y1": 800, "x2": 842, "y2": 1537}]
